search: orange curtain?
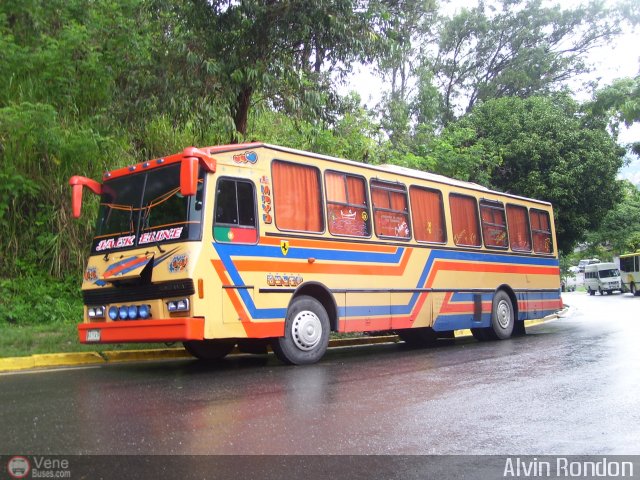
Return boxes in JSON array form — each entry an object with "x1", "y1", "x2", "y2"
[
  {"x1": 371, "y1": 184, "x2": 389, "y2": 208},
  {"x1": 410, "y1": 187, "x2": 445, "y2": 243},
  {"x1": 449, "y1": 195, "x2": 480, "y2": 246},
  {"x1": 371, "y1": 181, "x2": 410, "y2": 239},
  {"x1": 325, "y1": 172, "x2": 370, "y2": 237},
  {"x1": 480, "y1": 203, "x2": 508, "y2": 248},
  {"x1": 273, "y1": 161, "x2": 323, "y2": 232},
  {"x1": 326, "y1": 171, "x2": 347, "y2": 203},
  {"x1": 506, "y1": 204, "x2": 531, "y2": 252},
  {"x1": 346, "y1": 176, "x2": 366, "y2": 205},
  {"x1": 531, "y1": 209, "x2": 552, "y2": 253}
]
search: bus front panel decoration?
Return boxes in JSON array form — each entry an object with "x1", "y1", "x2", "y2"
[{"x1": 70, "y1": 143, "x2": 563, "y2": 365}]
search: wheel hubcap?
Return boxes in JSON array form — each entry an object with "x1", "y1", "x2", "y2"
[
  {"x1": 496, "y1": 300, "x2": 511, "y2": 329},
  {"x1": 291, "y1": 310, "x2": 322, "y2": 351}
]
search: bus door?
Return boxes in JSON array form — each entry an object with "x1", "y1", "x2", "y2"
[{"x1": 213, "y1": 177, "x2": 258, "y2": 327}]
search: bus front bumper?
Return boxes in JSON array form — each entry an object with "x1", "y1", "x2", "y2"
[{"x1": 78, "y1": 318, "x2": 204, "y2": 344}]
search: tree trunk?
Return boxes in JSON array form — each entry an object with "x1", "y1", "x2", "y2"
[{"x1": 232, "y1": 85, "x2": 253, "y2": 140}]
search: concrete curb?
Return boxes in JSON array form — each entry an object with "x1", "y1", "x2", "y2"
[{"x1": 0, "y1": 313, "x2": 564, "y2": 373}]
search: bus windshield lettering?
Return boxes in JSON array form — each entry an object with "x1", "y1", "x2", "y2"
[{"x1": 92, "y1": 163, "x2": 203, "y2": 253}]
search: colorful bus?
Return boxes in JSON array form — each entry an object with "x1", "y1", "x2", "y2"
[
  {"x1": 70, "y1": 143, "x2": 562, "y2": 364},
  {"x1": 620, "y1": 251, "x2": 640, "y2": 295}
]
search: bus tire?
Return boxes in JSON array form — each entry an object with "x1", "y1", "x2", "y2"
[
  {"x1": 513, "y1": 320, "x2": 526, "y2": 337},
  {"x1": 631, "y1": 283, "x2": 639, "y2": 296},
  {"x1": 183, "y1": 339, "x2": 235, "y2": 360},
  {"x1": 272, "y1": 295, "x2": 330, "y2": 365},
  {"x1": 398, "y1": 327, "x2": 438, "y2": 347},
  {"x1": 588, "y1": 288, "x2": 595, "y2": 296},
  {"x1": 489, "y1": 290, "x2": 514, "y2": 340}
]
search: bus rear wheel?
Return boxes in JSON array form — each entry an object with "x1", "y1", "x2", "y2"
[
  {"x1": 272, "y1": 295, "x2": 330, "y2": 365},
  {"x1": 631, "y1": 283, "x2": 639, "y2": 296},
  {"x1": 183, "y1": 339, "x2": 235, "y2": 360},
  {"x1": 489, "y1": 290, "x2": 514, "y2": 340}
]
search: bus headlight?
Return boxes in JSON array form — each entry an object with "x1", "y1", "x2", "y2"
[
  {"x1": 118, "y1": 306, "x2": 129, "y2": 320},
  {"x1": 88, "y1": 306, "x2": 106, "y2": 319},
  {"x1": 108, "y1": 306, "x2": 119, "y2": 320},
  {"x1": 167, "y1": 298, "x2": 190, "y2": 313}
]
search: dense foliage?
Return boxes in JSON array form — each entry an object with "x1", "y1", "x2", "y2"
[{"x1": 0, "y1": 0, "x2": 637, "y2": 326}]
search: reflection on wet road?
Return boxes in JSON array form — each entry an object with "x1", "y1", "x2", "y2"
[{"x1": 2, "y1": 291, "x2": 639, "y2": 455}]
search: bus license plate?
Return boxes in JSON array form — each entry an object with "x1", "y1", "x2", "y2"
[{"x1": 86, "y1": 329, "x2": 101, "y2": 342}]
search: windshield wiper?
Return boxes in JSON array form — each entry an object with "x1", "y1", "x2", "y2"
[{"x1": 142, "y1": 203, "x2": 166, "y2": 254}]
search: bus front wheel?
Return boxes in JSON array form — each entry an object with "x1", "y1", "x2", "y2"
[
  {"x1": 272, "y1": 295, "x2": 330, "y2": 365},
  {"x1": 183, "y1": 339, "x2": 235, "y2": 360},
  {"x1": 631, "y1": 283, "x2": 639, "y2": 296}
]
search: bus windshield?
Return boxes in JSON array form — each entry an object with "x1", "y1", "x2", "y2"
[
  {"x1": 598, "y1": 269, "x2": 619, "y2": 278},
  {"x1": 92, "y1": 163, "x2": 204, "y2": 253}
]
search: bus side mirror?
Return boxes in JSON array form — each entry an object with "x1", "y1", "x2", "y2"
[
  {"x1": 180, "y1": 156, "x2": 199, "y2": 197},
  {"x1": 69, "y1": 176, "x2": 102, "y2": 218},
  {"x1": 180, "y1": 147, "x2": 216, "y2": 196}
]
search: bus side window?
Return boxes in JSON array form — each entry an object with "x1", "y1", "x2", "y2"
[
  {"x1": 449, "y1": 194, "x2": 481, "y2": 247},
  {"x1": 370, "y1": 180, "x2": 411, "y2": 240},
  {"x1": 410, "y1": 186, "x2": 446, "y2": 243},
  {"x1": 272, "y1": 160, "x2": 324, "y2": 233},
  {"x1": 214, "y1": 178, "x2": 258, "y2": 244},
  {"x1": 530, "y1": 209, "x2": 553, "y2": 254},
  {"x1": 325, "y1": 171, "x2": 371, "y2": 237},
  {"x1": 480, "y1": 200, "x2": 508, "y2": 249},
  {"x1": 506, "y1": 204, "x2": 532, "y2": 252}
]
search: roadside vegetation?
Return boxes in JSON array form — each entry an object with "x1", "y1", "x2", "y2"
[{"x1": 1, "y1": 0, "x2": 639, "y2": 357}]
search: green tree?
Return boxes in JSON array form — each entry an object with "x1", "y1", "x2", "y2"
[
  {"x1": 587, "y1": 75, "x2": 640, "y2": 155},
  {"x1": 424, "y1": 0, "x2": 622, "y2": 124},
  {"x1": 585, "y1": 180, "x2": 640, "y2": 254},
  {"x1": 177, "y1": 0, "x2": 381, "y2": 139},
  {"x1": 460, "y1": 95, "x2": 626, "y2": 254}
]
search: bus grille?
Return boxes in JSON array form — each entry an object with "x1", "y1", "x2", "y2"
[{"x1": 82, "y1": 279, "x2": 195, "y2": 305}]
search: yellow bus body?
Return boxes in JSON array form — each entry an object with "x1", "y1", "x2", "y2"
[{"x1": 75, "y1": 143, "x2": 562, "y2": 359}]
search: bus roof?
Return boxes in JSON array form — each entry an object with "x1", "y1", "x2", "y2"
[{"x1": 220, "y1": 143, "x2": 552, "y2": 208}]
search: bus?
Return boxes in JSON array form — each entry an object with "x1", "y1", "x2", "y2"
[
  {"x1": 620, "y1": 251, "x2": 640, "y2": 295},
  {"x1": 70, "y1": 143, "x2": 563, "y2": 365}
]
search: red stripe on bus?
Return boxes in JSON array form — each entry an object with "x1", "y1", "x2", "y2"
[{"x1": 211, "y1": 259, "x2": 285, "y2": 338}]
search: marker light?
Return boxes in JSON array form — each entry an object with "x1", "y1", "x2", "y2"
[
  {"x1": 127, "y1": 305, "x2": 139, "y2": 319},
  {"x1": 138, "y1": 305, "x2": 151, "y2": 319}
]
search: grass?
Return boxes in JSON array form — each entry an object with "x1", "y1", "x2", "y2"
[
  {"x1": 0, "y1": 322, "x2": 373, "y2": 359},
  {"x1": 0, "y1": 322, "x2": 171, "y2": 358}
]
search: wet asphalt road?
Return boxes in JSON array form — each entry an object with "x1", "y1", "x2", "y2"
[{"x1": 1, "y1": 291, "x2": 639, "y2": 455}]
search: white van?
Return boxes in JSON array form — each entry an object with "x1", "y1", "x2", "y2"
[
  {"x1": 584, "y1": 262, "x2": 622, "y2": 295},
  {"x1": 578, "y1": 258, "x2": 600, "y2": 272}
]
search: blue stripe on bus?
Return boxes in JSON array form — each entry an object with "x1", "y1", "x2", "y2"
[
  {"x1": 214, "y1": 243, "x2": 405, "y2": 263},
  {"x1": 213, "y1": 242, "x2": 560, "y2": 321}
]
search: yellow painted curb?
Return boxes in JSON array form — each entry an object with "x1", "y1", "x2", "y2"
[
  {"x1": 0, "y1": 352, "x2": 107, "y2": 373},
  {"x1": 102, "y1": 348, "x2": 191, "y2": 363},
  {"x1": 1, "y1": 311, "x2": 564, "y2": 373},
  {"x1": 33, "y1": 352, "x2": 106, "y2": 368},
  {"x1": 329, "y1": 335, "x2": 399, "y2": 347},
  {"x1": 0, "y1": 356, "x2": 37, "y2": 372}
]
